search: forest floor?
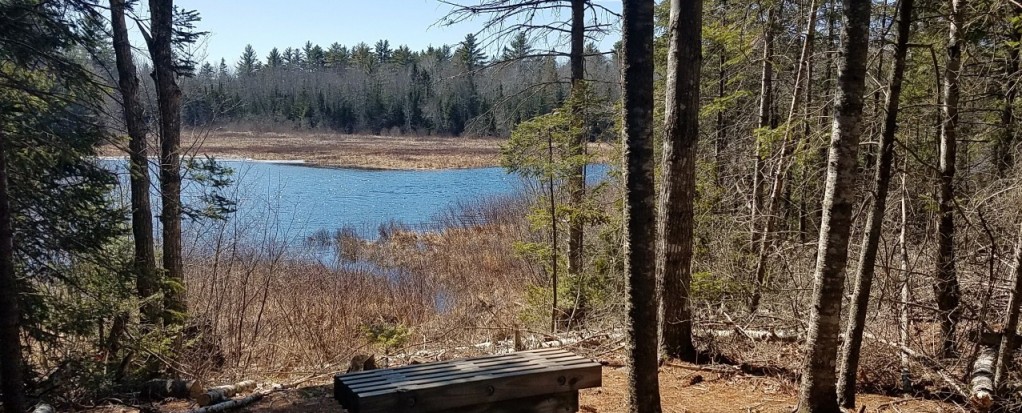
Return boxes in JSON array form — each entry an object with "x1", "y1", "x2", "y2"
[
  {"x1": 101, "y1": 130, "x2": 616, "y2": 169},
  {"x1": 112, "y1": 355, "x2": 961, "y2": 413}
]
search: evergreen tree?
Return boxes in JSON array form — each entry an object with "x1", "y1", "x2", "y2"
[
  {"x1": 326, "y1": 42, "x2": 350, "y2": 68},
  {"x1": 266, "y1": 47, "x2": 283, "y2": 68},
  {"x1": 393, "y1": 45, "x2": 415, "y2": 66},
  {"x1": 374, "y1": 39, "x2": 392, "y2": 63},
  {"x1": 352, "y1": 42, "x2": 376, "y2": 72},
  {"x1": 501, "y1": 32, "x2": 532, "y2": 61},
  {"x1": 237, "y1": 44, "x2": 260, "y2": 75},
  {"x1": 456, "y1": 33, "x2": 487, "y2": 70},
  {"x1": 1, "y1": 1, "x2": 127, "y2": 409}
]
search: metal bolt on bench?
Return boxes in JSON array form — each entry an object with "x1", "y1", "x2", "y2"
[{"x1": 334, "y1": 348, "x2": 602, "y2": 413}]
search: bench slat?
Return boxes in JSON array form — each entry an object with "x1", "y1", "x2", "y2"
[
  {"x1": 350, "y1": 358, "x2": 595, "y2": 394},
  {"x1": 334, "y1": 349, "x2": 600, "y2": 413}
]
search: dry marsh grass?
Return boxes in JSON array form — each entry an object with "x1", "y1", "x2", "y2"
[
  {"x1": 101, "y1": 130, "x2": 615, "y2": 170},
  {"x1": 180, "y1": 195, "x2": 546, "y2": 383}
]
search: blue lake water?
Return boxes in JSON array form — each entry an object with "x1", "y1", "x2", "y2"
[{"x1": 104, "y1": 160, "x2": 610, "y2": 245}]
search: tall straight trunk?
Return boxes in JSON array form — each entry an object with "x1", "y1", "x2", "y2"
[
  {"x1": 715, "y1": 0, "x2": 727, "y2": 189},
  {"x1": 994, "y1": 224, "x2": 1022, "y2": 388},
  {"x1": 549, "y1": 132, "x2": 559, "y2": 333},
  {"x1": 935, "y1": 0, "x2": 964, "y2": 359},
  {"x1": 110, "y1": 0, "x2": 160, "y2": 324},
  {"x1": 751, "y1": 5, "x2": 776, "y2": 246},
  {"x1": 898, "y1": 172, "x2": 912, "y2": 392},
  {"x1": 656, "y1": 0, "x2": 701, "y2": 361},
  {"x1": 0, "y1": 131, "x2": 25, "y2": 413},
  {"x1": 621, "y1": 0, "x2": 662, "y2": 411},
  {"x1": 749, "y1": 0, "x2": 819, "y2": 313},
  {"x1": 995, "y1": 9, "x2": 1020, "y2": 177},
  {"x1": 836, "y1": 0, "x2": 914, "y2": 407},
  {"x1": 567, "y1": 0, "x2": 585, "y2": 277},
  {"x1": 797, "y1": 0, "x2": 870, "y2": 411},
  {"x1": 149, "y1": 0, "x2": 186, "y2": 325}
]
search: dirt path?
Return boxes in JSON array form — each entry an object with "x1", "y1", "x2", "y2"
[{"x1": 138, "y1": 361, "x2": 959, "y2": 413}]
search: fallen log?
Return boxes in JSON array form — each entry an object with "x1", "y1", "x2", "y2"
[
  {"x1": 696, "y1": 328, "x2": 802, "y2": 343},
  {"x1": 140, "y1": 378, "x2": 203, "y2": 400},
  {"x1": 31, "y1": 403, "x2": 54, "y2": 413},
  {"x1": 863, "y1": 332, "x2": 968, "y2": 399},
  {"x1": 196, "y1": 380, "x2": 257, "y2": 406},
  {"x1": 971, "y1": 346, "x2": 996, "y2": 411},
  {"x1": 188, "y1": 392, "x2": 265, "y2": 413}
]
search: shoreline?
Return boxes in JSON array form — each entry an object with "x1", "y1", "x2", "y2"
[{"x1": 100, "y1": 130, "x2": 613, "y2": 171}]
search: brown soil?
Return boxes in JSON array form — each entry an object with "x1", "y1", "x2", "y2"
[{"x1": 117, "y1": 359, "x2": 958, "y2": 413}]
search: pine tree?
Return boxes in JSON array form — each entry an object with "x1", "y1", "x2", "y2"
[
  {"x1": 266, "y1": 47, "x2": 283, "y2": 68},
  {"x1": 374, "y1": 39, "x2": 393, "y2": 63},
  {"x1": 456, "y1": 33, "x2": 487, "y2": 70},
  {"x1": 501, "y1": 32, "x2": 532, "y2": 61},
  {"x1": 237, "y1": 44, "x2": 260, "y2": 75}
]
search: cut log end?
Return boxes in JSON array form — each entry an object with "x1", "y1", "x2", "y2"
[
  {"x1": 141, "y1": 379, "x2": 203, "y2": 400},
  {"x1": 971, "y1": 347, "x2": 997, "y2": 412}
]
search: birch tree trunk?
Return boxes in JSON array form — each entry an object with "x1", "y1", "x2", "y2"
[
  {"x1": 110, "y1": 0, "x2": 161, "y2": 324},
  {"x1": 797, "y1": 0, "x2": 871, "y2": 410},
  {"x1": 994, "y1": 224, "x2": 1022, "y2": 388},
  {"x1": 622, "y1": 0, "x2": 662, "y2": 411},
  {"x1": 899, "y1": 173, "x2": 912, "y2": 393},
  {"x1": 934, "y1": 0, "x2": 965, "y2": 359},
  {"x1": 656, "y1": 0, "x2": 701, "y2": 361},
  {"x1": 836, "y1": 0, "x2": 914, "y2": 407},
  {"x1": 148, "y1": 0, "x2": 187, "y2": 325}
]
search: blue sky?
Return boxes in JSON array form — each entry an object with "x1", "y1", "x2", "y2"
[{"x1": 170, "y1": 0, "x2": 621, "y2": 65}]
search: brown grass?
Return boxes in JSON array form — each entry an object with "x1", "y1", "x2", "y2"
[
  {"x1": 101, "y1": 130, "x2": 615, "y2": 169},
  {"x1": 178, "y1": 195, "x2": 544, "y2": 383}
]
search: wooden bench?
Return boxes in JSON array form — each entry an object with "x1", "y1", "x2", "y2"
[{"x1": 333, "y1": 348, "x2": 602, "y2": 413}]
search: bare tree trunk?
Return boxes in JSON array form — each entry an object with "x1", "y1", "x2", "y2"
[
  {"x1": 656, "y1": 0, "x2": 701, "y2": 362},
  {"x1": 0, "y1": 131, "x2": 25, "y2": 413},
  {"x1": 899, "y1": 172, "x2": 912, "y2": 393},
  {"x1": 110, "y1": 0, "x2": 161, "y2": 324},
  {"x1": 622, "y1": 0, "x2": 662, "y2": 411},
  {"x1": 836, "y1": 0, "x2": 914, "y2": 407},
  {"x1": 797, "y1": 0, "x2": 871, "y2": 410},
  {"x1": 567, "y1": 0, "x2": 585, "y2": 277},
  {"x1": 995, "y1": 6, "x2": 1020, "y2": 177},
  {"x1": 751, "y1": 5, "x2": 775, "y2": 246},
  {"x1": 934, "y1": 0, "x2": 964, "y2": 359},
  {"x1": 549, "y1": 130, "x2": 559, "y2": 333},
  {"x1": 749, "y1": 0, "x2": 818, "y2": 313},
  {"x1": 994, "y1": 224, "x2": 1022, "y2": 388},
  {"x1": 148, "y1": 0, "x2": 186, "y2": 325},
  {"x1": 715, "y1": 0, "x2": 727, "y2": 190}
]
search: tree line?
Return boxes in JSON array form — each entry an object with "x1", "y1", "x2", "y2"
[{"x1": 180, "y1": 35, "x2": 619, "y2": 137}]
